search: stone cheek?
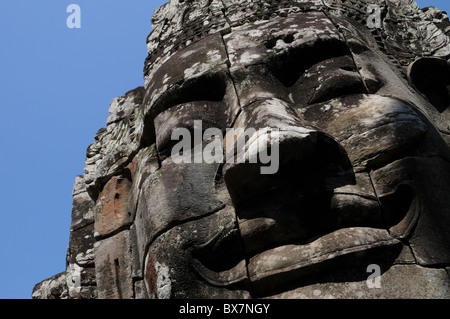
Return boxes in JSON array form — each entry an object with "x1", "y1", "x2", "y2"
[
  {"x1": 143, "y1": 207, "x2": 251, "y2": 299},
  {"x1": 371, "y1": 157, "x2": 450, "y2": 266},
  {"x1": 144, "y1": 254, "x2": 172, "y2": 299},
  {"x1": 134, "y1": 159, "x2": 225, "y2": 262},
  {"x1": 144, "y1": 253, "x2": 158, "y2": 298}
]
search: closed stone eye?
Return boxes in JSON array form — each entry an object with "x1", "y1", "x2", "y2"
[
  {"x1": 268, "y1": 38, "x2": 352, "y2": 88},
  {"x1": 150, "y1": 72, "x2": 227, "y2": 119}
]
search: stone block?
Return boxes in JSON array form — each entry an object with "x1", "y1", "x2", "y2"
[
  {"x1": 94, "y1": 231, "x2": 133, "y2": 299},
  {"x1": 94, "y1": 175, "x2": 134, "y2": 238}
]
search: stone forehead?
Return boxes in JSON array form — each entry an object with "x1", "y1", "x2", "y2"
[{"x1": 144, "y1": 0, "x2": 450, "y2": 81}]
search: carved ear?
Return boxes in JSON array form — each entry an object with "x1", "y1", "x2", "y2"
[{"x1": 408, "y1": 57, "x2": 450, "y2": 113}]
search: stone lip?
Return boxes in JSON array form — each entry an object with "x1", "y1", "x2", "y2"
[
  {"x1": 236, "y1": 189, "x2": 383, "y2": 256},
  {"x1": 247, "y1": 227, "x2": 402, "y2": 296}
]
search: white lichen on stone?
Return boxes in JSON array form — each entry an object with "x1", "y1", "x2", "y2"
[{"x1": 154, "y1": 261, "x2": 172, "y2": 299}]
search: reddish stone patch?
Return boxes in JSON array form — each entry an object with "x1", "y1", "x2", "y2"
[
  {"x1": 145, "y1": 254, "x2": 158, "y2": 298},
  {"x1": 95, "y1": 175, "x2": 133, "y2": 236}
]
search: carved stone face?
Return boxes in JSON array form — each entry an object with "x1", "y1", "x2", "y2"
[{"x1": 137, "y1": 11, "x2": 450, "y2": 298}]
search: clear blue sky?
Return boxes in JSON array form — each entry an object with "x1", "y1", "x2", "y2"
[{"x1": 0, "y1": 0, "x2": 448, "y2": 299}]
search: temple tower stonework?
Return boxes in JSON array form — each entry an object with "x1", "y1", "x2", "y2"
[{"x1": 33, "y1": 0, "x2": 450, "y2": 299}]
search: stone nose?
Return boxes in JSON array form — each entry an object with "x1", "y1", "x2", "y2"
[{"x1": 222, "y1": 99, "x2": 352, "y2": 207}]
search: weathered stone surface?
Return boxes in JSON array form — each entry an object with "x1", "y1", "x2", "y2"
[
  {"x1": 302, "y1": 95, "x2": 430, "y2": 170},
  {"x1": 32, "y1": 272, "x2": 68, "y2": 299},
  {"x1": 371, "y1": 157, "x2": 450, "y2": 265},
  {"x1": 144, "y1": 206, "x2": 250, "y2": 299},
  {"x1": 34, "y1": 0, "x2": 450, "y2": 300},
  {"x1": 133, "y1": 279, "x2": 148, "y2": 299},
  {"x1": 248, "y1": 228, "x2": 401, "y2": 295},
  {"x1": 332, "y1": 15, "x2": 450, "y2": 142},
  {"x1": 134, "y1": 158, "x2": 225, "y2": 260},
  {"x1": 129, "y1": 223, "x2": 142, "y2": 280},
  {"x1": 66, "y1": 263, "x2": 97, "y2": 299},
  {"x1": 266, "y1": 264, "x2": 450, "y2": 299},
  {"x1": 107, "y1": 87, "x2": 144, "y2": 126},
  {"x1": 67, "y1": 176, "x2": 97, "y2": 275},
  {"x1": 394, "y1": 244, "x2": 416, "y2": 265},
  {"x1": 144, "y1": 0, "x2": 229, "y2": 86},
  {"x1": 222, "y1": 0, "x2": 324, "y2": 28},
  {"x1": 94, "y1": 230, "x2": 133, "y2": 299},
  {"x1": 84, "y1": 87, "x2": 145, "y2": 199},
  {"x1": 67, "y1": 223, "x2": 95, "y2": 267},
  {"x1": 145, "y1": 33, "x2": 230, "y2": 114},
  {"x1": 70, "y1": 175, "x2": 95, "y2": 231},
  {"x1": 224, "y1": 11, "x2": 342, "y2": 72},
  {"x1": 94, "y1": 175, "x2": 134, "y2": 237}
]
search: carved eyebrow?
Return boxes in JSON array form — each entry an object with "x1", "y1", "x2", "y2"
[
  {"x1": 269, "y1": 37, "x2": 352, "y2": 87},
  {"x1": 150, "y1": 72, "x2": 227, "y2": 119}
]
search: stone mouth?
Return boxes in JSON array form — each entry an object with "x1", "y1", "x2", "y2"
[
  {"x1": 233, "y1": 177, "x2": 417, "y2": 295},
  {"x1": 194, "y1": 171, "x2": 418, "y2": 296},
  {"x1": 236, "y1": 179, "x2": 417, "y2": 256},
  {"x1": 237, "y1": 189, "x2": 379, "y2": 256},
  {"x1": 246, "y1": 227, "x2": 402, "y2": 296}
]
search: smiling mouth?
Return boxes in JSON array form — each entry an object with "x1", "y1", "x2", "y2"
[
  {"x1": 247, "y1": 227, "x2": 401, "y2": 295},
  {"x1": 191, "y1": 171, "x2": 417, "y2": 297},
  {"x1": 236, "y1": 181, "x2": 416, "y2": 296},
  {"x1": 196, "y1": 151, "x2": 418, "y2": 296},
  {"x1": 216, "y1": 134, "x2": 419, "y2": 295}
]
